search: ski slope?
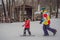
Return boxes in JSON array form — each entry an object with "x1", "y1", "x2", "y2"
[{"x1": 0, "y1": 18, "x2": 60, "y2": 40}]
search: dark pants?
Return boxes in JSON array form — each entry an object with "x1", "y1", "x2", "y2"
[
  {"x1": 43, "y1": 24, "x2": 56, "y2": 35},
  {"x1": 24, "y1": 28, "x2": 31, "y2": 35}
]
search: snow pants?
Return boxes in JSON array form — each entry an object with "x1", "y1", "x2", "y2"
[
  {"x1": 43, "y1": 24, "x2": 56, "y2": 35},
  {"x1": 23, "y1": 28, "x2": 31, "y2": 35}
]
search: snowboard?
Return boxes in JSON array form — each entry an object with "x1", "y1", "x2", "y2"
[{"x1": 20, "y1": 35, "x2": 35, "y2": 37}]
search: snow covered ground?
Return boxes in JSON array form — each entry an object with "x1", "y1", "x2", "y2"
[{"x1": 0, "y1": 18, "x2": 60, "y2": 40}]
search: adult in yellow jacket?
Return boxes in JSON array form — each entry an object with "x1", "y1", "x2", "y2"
[{"x1": 40, "y1": 10, "x2": 57, "y2": 36}]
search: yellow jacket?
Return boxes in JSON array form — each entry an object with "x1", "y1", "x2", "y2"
[{"x1": 43, "y1": 15, "x2": 50, "y2": 25}]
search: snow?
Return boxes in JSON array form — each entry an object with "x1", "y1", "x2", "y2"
[{"x1": 0, "y1": 18, "x2": 60, "y2": 40}]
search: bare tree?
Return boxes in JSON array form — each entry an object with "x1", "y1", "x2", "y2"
[
  {"x1": 2, "y1": 0, "x2": 6, "y2": 18},
  {"x1": 56, "y1": 0, "x2": 59, "y2": 18},
  {"x1": 32, "y1": 0, "x2": 34, "y2": 21},
  {"x1": 22, "y1": 0, "x2": 25, "y2": 21}
]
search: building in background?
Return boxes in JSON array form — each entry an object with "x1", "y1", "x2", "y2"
[{"x1": 0, "y1": 0, "x2": 60, "y2": 23}]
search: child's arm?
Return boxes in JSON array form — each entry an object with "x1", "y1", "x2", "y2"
[
  {"x1": 22, "y1": 25, "x2": 24, "y2": 27},
  {"x1": 22, "y1": 22, "x2": 25, "y2": 27},
  {"x1": 22, "y1": 21, "x2": 28, "y2": 27}
]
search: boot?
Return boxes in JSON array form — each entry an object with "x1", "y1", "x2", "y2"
[{"x1": 53, "y1": 30, "x2": 57, "y2": 36}]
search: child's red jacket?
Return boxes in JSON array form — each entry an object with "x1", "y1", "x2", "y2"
[{"x1": 24, "y1": 20, "x2": 30, "y2": 28}]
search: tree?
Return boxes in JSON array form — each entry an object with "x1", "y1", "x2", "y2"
[
  {"x1": 2, "y1": 0, "x2": 6, "y2": 18},
  {"x1": 48, "y1": 0, "x2": 52, "y2": 18},
  {"x1": 56, "y1": 0, "x2": 59, "y2": 18}
]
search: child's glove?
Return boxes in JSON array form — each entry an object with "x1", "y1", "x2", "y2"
[
  {"x1": 40, "y1": 21, "x2": 42, "y2": 24},
  {"x1": 22, "y1": 25, "x2": 24, "y2": 27}
]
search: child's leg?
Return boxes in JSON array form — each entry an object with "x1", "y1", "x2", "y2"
[
  {"x1": 23, "y1": 28, "x2": 26, "y2": 35},
  {"x1": 27, "y1": 28, "x2": 31, "y2": 35},
  {"x1": 43, "y1": 25, "x2": 49, "y2": 36}
]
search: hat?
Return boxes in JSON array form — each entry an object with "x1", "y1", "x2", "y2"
[{"x1": 41, "y1": 7, "x2": 45, "y2": 10}]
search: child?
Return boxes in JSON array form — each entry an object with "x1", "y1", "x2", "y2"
[
  {"x1": 40, "y1": 9, "x2": 57, "y2": 36},
  {"x1": 22, "y1": 18, "x2": 31, "y2": 36}
]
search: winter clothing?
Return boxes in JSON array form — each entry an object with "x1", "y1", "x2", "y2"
[
  {"x1": 40, "y1": 10, "x2": 57, "y2": 36},
  {"x1": 43, "y1": 24, "x2": 57, "y2": 36},
  {"x1": 43, "y1": 14, "x2": 50, "y2": 25},
  {"x1": 24, "y1": 20, "x2": 30, "y2": 28},
  {"x1": 41, "y1": 7, "x2": 46, "y2": 10},
  {"x1": 24, "y1": 28, "x2": 31, "y2": 35},
  {"x1": 23, "y1": 19, "x2": 31, "y2": 35}
]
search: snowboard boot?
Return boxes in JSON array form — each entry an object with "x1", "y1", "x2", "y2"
[
  {"x1": 53, "y1": 30, "x2": 57, "y2": 36},
  {"x1": 43, "y1": 34, "x2": 49, "y2": 36}
]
